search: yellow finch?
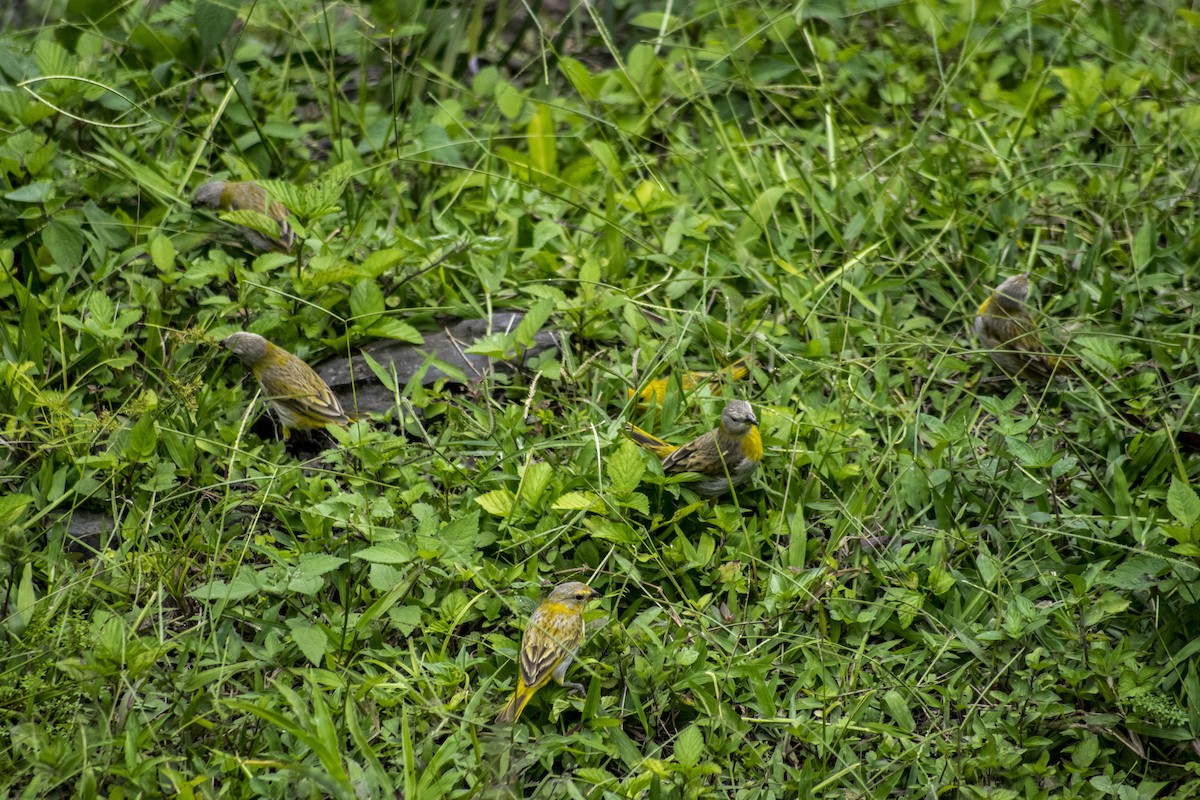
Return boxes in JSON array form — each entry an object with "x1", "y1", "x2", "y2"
[
  {"x1": 496, "y1": 581, "x2": 602, "y2": 724},
  {"x1": 629, "y1": 358, "x2": 750, "y2": 406},
  {"x1": 220, "y1": 332, "x2": 350, "y2": 439},
  {"x1": 193, "y1": 180, "x2": 295, "y2": 253},
  {"x1": 625, "y1": 399, "x2": 762, "y2": 496},
  {"x1": 974, "y1": 273, "x2": 1065, "y2": 384}
]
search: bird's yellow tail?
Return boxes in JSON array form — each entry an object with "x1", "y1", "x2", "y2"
[
  {"x1": 624, "y1": 423, "x2": 677, "y2": 459},
  {"x1": 496, "y1": 688, "x2": 536, "y2": 724}
]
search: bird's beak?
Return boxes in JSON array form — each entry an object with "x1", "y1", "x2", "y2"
[{"x1": 590, "y1": 588, "x2": 602, "y2": 599}]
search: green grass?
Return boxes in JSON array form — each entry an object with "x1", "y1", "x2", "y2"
[{"x1": 4, "y1": 0, "x2": 1200, "y2": 797}]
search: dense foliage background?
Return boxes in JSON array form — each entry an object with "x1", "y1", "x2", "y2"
[{"x1": 4, "y1": 0, "x2": 1200, "y2": 796}]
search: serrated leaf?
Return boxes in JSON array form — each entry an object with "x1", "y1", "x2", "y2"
[
  {"x1": 463, "y1": 332, "x2": 510, "y2": 357},
  {"x1": 0, "y1": 494, "x2": 34, "y2": 528},
  {"x1": 440, "y1": 510, "x2": 479, "y2": 561},
  {"x1": 361, "y1": 248, "x2": 406, "y2": 278},
  {"x1": 552, "y1": 491, "x2": 604, "y2": 512},
  {"x1": 149, "y1": 233, "x2": 175, "y2": 273},
  {"x1": 619, "y1": 492, "x2": 649, "y2": 515},
  {"x1": 1168, "y1": 477, "x2": 1200, "y2": 528},
  {"x1": 1071, "y1": 735, "x2": 1099, "y2": 768},
  {"x1": 251, "y1": 252, "x2": 294, "y2": 272},
  {"x1": 475, "y1": 489, "x2": 516, "y2": 518},
  {"x1": 1096, "y1": 556, "x2": 1167, "y2": 590},
  {"x1": 44, "y1": 219, "x2": 84, "y2": 270},
  {"x1": 514, "y1": 299, "x2": 554, "y2": 350},
  {"x1": 674, "y1": 725, "x2": 703, "y2": 768},
  {"x1": 366, "y1": 318, "x2": 423, "y2": 344},
  {"x1": 354, "y1": 542, "x2": 416, "y2": 564},
  {"x1": 607, "y1": 439, "x2": 645, "y2": 495},
  {"x1": 194, "y1": 0, "x2": 237, "y2": 54},
  {"x1": 289, "y1": 621, "x2": 329, "y2": 666},
  {"x1": 304, "y1": 161, "x2": 351, "y2": 208},
  {"x1": 34, "y1": 39, "x2": 74, "y2": 76},
  {"x1": 221, "y1": 208, "x2": 283, "y2": 239},
  {"x1": 496, "y1": 81, "x2": 523, "y2": 119},
  {"x1": 518, "y1": 461, "x2": 553, "y2": 508},
  {"x1": 295, "y1": 554, "x2": 348, "y2": 579},
  {"x1": 7, "y1": 181, "x2": 53, "y2": 202},
  {"x1": 350, "y1": 278, "x2": 384, "y2": 326},
  {"x1": 189, "y1": 570, "x2": 261, "y2": 601},
  {"x1": 388, "y1": 605, "x2": 422, "y2": 636},
  {"x1": 257, "y1": 180, "x2": 302, "y2": 213}
]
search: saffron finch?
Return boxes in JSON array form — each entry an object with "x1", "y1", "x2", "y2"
[
  {"x1": 193, "y1": 180, "x2": 295, "y2": 253},
  {"x1": 974, "y1": 273, "x2": 1066, "y2": 384},
  {"x1": 496, "y1": 581, "x2": 601, "y2": 724},
  {"x1": 221, "y1": 332, "x2": 350, "y2": 439},
  {"x1": 625, "y1": 399, "x2": 762, "y2": 496}
]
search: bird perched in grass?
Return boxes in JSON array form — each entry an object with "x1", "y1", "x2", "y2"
[
  {"x1": 496, "y1": 581, "x2": 602, "y2": 725},
  {"x1": 974, "y1": 273, "x2": 1067, "y2": 384},
  {"x1": 629, "y1": 358, "x2": 750, "y2": 406},
  {"x1": 193, "y1": 180, "x2": 295, "y2": 253},
  {"x1": 625, "y1": 399, "x2": 762, "y2": 496},
  {"x1": 220, "y1": 332, "x2": 350, "y2": 439}
]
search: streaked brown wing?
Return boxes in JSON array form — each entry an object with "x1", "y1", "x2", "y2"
[
  {"x1": 267, "y1": 360, "x2": 348, "y2": 423},
  {"x1": 274, "y1": 390, "x2": 347, "y2": 424},
  {"x1": 661, "y1": 430, "x2": 718, "y2": 474},
  {"x1": 520, "y1": 610, "x2": 581, "y2": 688}
]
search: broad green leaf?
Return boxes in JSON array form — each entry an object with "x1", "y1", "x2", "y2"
[
  {"x1": 288, "y1": 621, "x2": 329, "y2": 666},
  {"x1": 528, "y1": 104, "x2": 557, "y2": 178},
  {"x1": 389, "y1": 605, "x2": 422, "y2": 637},
  {"x1": 295, "y1": 554, "x2": 348, "y2": 579},
  {"x1": 355, "y1": 542, "x2": 416, "y2": 565},
  {"x1": 514, "y1": 299, "x2": 554, "y2": 350},
  {"x1": 475, "y1": 489, "x2": 516, "y2": 518},
  {"x1": 149, "y1": 232, "x2": 175, "y2": 274},
  {"x1": 438, "y1": 510, "x2": 478, "y2": 562},
  {"x1": 552, "y1": 491, "x2": 604, "y2": 512},
  {"x1": 518, "y1": 461, "x2": 553, "y2": 508},
  {"x1": 607, "y1": 439, "x2": 645, "y2": 495},
  {"x1": 1132, "y1": 219, "x2": 1154, "y2": 271},
  {"x1": 44, "y1": 218, "x2": 84, "y2": 270},
  {"x1": 0, "y1": 494, "x2": 33, "y2": 528},
  {"x1": 7, "y1": 181, "x2": 53, "y2": 202},
  {"x1": 674, "y1": 725, "x2": 703, "y2": 768},
  {"x1": 8, "y1": 562, "x2": 36, "y2": 636},
  {"x1": 366, "y1": 318, "x2": 423, "y2": 344},
  {"x1": 350, "y1": 278, "x2": 385, "y2": 326},
  {"x1": 1168, "y1": 476, "x2": 1200, "y2": 528},
  {"x1": 194, "y1": 0, "x2": 237, "y2": 54},
  {"x1": 126, "y1": 413, "x2": 157, "y2": 461},
  {"x1": 882, "y1": 690, "x2": 915, "y2": 732},
  {"x1": 189, "y1": 570, "x2": 261, "y2": 602}
]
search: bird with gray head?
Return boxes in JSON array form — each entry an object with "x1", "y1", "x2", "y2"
[
  {"x1": 220, "y1": 332, "x2": 350, "y2": 439},
  {"x1": 193, "y1": 180, "x2": 295, "y2": 253},
  {"x1": 974, "y1": 272, "x2": 1065, "y2": 384},
  {"x1": 625, "y1": 398, "x2": 763, "y2": 496}
]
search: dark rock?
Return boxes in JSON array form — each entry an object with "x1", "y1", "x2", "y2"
[{"x1": 316, "y1": 313, "x2": 562, "y2": 414}]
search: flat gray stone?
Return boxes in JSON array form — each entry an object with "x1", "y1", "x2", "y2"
[{"x1": 315, "y1": 313, "x2": 561, "y2": 414}]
